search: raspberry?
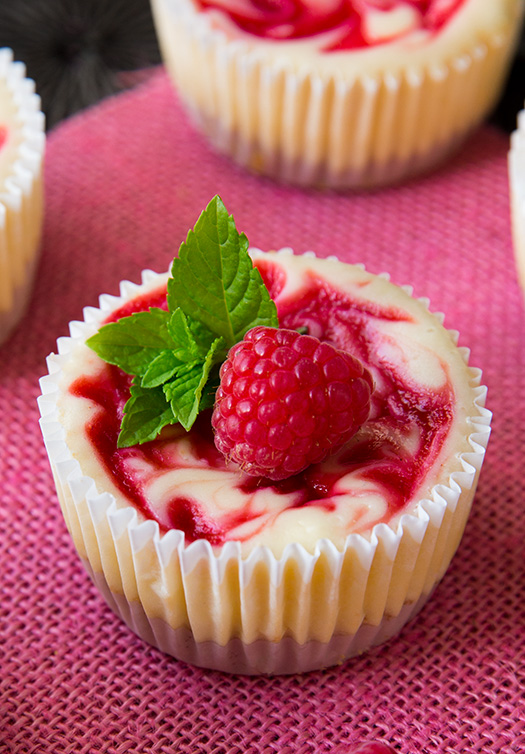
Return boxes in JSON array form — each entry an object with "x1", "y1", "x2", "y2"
[{"x1": 212, "y1": 326, "x2": 373, "y2": 481}]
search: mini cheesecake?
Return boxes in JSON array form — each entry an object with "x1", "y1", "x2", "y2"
[
  {"x1": 152, "y1": 0, "x2": 523, "y2": 187},
  {"x1": 39, "y1": 251, "x2": 490, "y2": 674},
  {"x1": 0, "y1": 50, "x2": 45, "y2": 345}
]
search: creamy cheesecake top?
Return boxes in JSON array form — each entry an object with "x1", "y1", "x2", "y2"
[
  {"x1": 0, "y1": 79, "x2": 23, "y2": 187},
  {"x1": 194, "y1": 0, "x2": 467, "y2": 50},
  {"x1": 188, "y1": 0, "x2": 520, "y2": 75},
  {"x1": 57, "y1": 252, "x2": 478, "y2": 556}
]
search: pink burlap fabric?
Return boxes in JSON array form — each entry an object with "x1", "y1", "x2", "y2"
[{"x1": 1, "y1": 69, "x2": 524, "y2": 753}]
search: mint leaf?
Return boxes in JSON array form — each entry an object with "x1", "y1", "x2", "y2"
[
  {"x1": 118, "y1": 380, "x2": 176, "y2": 448},
  {"x1": 140, "y1": 309, "x2": 227, "y2": 389},
  {"x1": 199, "y1": 365, "x2": 221, "y2": 411},
  {"x1": 87, "y1": 308, "x2": 173, "y2": 377},
  {"x1": 87, "y1": 195, "x2": 279, "y2": 445},
  {"x1": 141, "y1": 350, "x2": 183, "y2": 388},
  {"x1": 167, "y1": 307, "x2": 224, "y2": 361},
  {"x1": 168, "y1": 196, "x2": 278, "y2": 347},
  {"x1": 163, "y1": 338, "x2": 223, "y2": 430}
]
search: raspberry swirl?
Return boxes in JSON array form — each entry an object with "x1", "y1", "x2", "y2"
[
  {"x1": 69, "y1": 259, "x2": 458, "y2": 548},
  {"x1": 194, "y1": 0, "x2": 467, "y2": 50}
]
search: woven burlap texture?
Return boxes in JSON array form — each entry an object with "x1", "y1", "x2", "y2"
[{"x1": 1, "y1": 70, "x2": 524, "y2": 754}]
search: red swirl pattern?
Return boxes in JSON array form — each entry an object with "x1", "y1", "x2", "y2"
[{"x1": 195, "y1": 0, "x2": 467, "y2": 51}]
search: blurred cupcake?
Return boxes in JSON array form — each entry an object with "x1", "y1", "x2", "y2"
[
  {"x1": 151, "y1": 0, "x2": 524, "y2": 188},
  {"x1": 38, "y1": 199, "x2": 490, "y2": 674},
  {"x1": 0, "y1": 48, "x2": 45, "y2": 346},
  {"x1": 509, "y1": 102, "x2": 525, "y2": 291}
]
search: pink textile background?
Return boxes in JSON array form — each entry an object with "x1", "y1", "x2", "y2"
[{"x1": 1, "y1": 69, "x2": 524, "y2": 753}]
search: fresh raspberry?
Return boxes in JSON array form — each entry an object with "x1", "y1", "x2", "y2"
[{"x1": 212, "y1": 326, "x2": 373, "y2": 480}]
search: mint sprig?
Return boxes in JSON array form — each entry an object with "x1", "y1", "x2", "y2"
[
  {"x1": 169, "y1": 196, "x2": 277, "y2": 347},
  {"x1": 86, "y1": 196, "x2": 278, "y2": 447}
]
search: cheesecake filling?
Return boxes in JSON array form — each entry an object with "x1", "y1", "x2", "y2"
[
  {"x1": 67, "y1": 256, "x2": 462, "y2": 554},
  {"x1": 0, "y1": 123, "x2": 13, "y2": 182},
  {"x1": 193, "y1": 0, "x2": 467, "y2": 51},
  {"x1": 0, "y1": 77, "x2": 25, "y2": 184}
]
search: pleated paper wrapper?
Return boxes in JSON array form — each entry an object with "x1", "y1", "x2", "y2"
[{"x1": 0, "y1": 48, "x2": 45, "y2": 345}]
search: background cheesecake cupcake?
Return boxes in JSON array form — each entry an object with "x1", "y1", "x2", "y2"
[
  {"x1": 0, "y1": 48, "x2": 45, "y2": 346},
  {"x1": 151, "y1": 0, "x2": 524, "y2": 188},
  {"x1": 509, "y1": 101, "x2": 525, "y2": 291},
  {"x1": 38, "y1": 198, "x2": 491, "y2": 674}
]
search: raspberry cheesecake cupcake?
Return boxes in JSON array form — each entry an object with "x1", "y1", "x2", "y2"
[
  {"x1": 38, "y1": 197, "x2": 491, "y2": 674},
  {"x1": 0, "y1": 48, "x2": 45, "y2": 345},
  {"x1": 151, "y1": 0, "x2": 523, "y2": 188},
  {"x1": 509, "y1": 102, "x2": 525, "y2": 292}
]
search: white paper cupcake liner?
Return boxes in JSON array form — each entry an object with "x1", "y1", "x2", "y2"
[
  {"x1": 509, "y1": 103, "x2": 525, "y2": 292},
  {"x1": 38, "y1": 252, "x2": 491, "y2": 674},
  {"x1": 151, "y1": 0, "x2": 522, "y2": 188},
  {"x1": 0, "y1": 48, "x2": 45, "y2": 345}
]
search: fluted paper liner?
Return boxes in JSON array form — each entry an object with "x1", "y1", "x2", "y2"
[
  {"x1": 0, "y1": 48, "x2": 45, "y2": 344},
  {"x1": 509, "y1": 104, "x2": 525, "y2": 292},
  {"x1": 38, "y1": 253, "x2": 491, "y2": 674},
  {"x1": 151, "y1": 0, "x2": 522, "y2": 188}
]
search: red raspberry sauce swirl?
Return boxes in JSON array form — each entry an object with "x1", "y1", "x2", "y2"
[
  {"x1": 70, "y1": 261, "x2": 455, "y2": 546},
  {"x1": 194, "y1": 0, "x2": 467, "y2": 51}
]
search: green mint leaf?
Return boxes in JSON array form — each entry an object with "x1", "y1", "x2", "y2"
[
  {"x1": 140, "y1": 310, "x2": 204, "y2": 389},
  {"x1": 87, "y1": 308, "x2": 173, "y2": 377},
  {"x1": 167, "y1": 307, "x2": 224, "y2": 361},
  {"x1": 163, "y1": 338, "x2": 223, "y2": 431},
  {"x1": 117, "y1": 379, "x2": 176, "y2": 448},
  {"x1": 141, "y1": 350, "x2": 183, "y2": 389},
  {"x1": 199, "y1": 364, "x2": 221, "y2": 411},
  {"x1": 168, "y1": 195, "x2": 278, "y2": 347},
  {"x1": 87, "y1": 196, "x2": 279, "y2": 446}
]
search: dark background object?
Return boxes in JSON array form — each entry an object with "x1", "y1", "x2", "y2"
[
  {"x1": 491, "y1": 29, "x2": 525, "y2": 132},
  {"x1": 0, "y1": 0, "x2": 161, "y2": 129},
  {"x1": 0, "y1": 0, "x2": 523, "y2": 132}
]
